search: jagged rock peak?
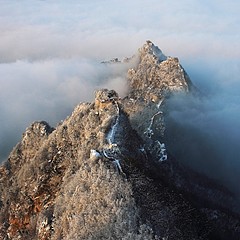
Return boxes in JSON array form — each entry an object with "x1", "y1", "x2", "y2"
[
  {"x1": 7, "y1": 121, "x2": 55, "y2": 171},
  {"x1": 138, "y1": 40, "x2": 167, "y2": 62},
  {"x1": 95, "y1": 89, "x2": 119, "y2": 103},
  {"x1": 127, "y1": 41, "x2": 192, "y2": 102},
  {"x1": 94, "y1": 89, "x2": 120, "y2": 115},
  {"x1": 23, "y1": 121, "x2": 55, "y2": 138}
]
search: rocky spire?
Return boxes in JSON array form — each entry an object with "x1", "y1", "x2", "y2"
[
  {"x1": 139, "y1": 40, "x2": 167, "y2": 62},
  {"x1": 127, "y1": 41, "x2": 192, "y2": 105}
]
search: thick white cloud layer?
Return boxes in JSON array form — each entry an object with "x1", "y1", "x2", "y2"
[{"x1": 0, "y1": 0, "x2": 240, "y2": 195}]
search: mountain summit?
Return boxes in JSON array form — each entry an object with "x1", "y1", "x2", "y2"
[{"x1": 0, "y1": 41, "x2": 239, "y2": 240}]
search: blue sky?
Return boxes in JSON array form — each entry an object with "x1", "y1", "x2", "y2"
[{"x1": 0, "y1": 0, "x2": 240, "y2": 185}]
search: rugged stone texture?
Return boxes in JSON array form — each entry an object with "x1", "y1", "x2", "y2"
[
  {"x1": 127, "y1": 41, "x2": 191, "y2": 100},
  {"x1": 0, "y1": 41, "x2": 239, "y2": 240}
]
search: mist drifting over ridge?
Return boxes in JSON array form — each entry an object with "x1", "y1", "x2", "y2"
[
  {"x1": 0, "y1": 58, "x2": 133, "y2": 161},
  {"x1": 0, "y1": 0, "x2": 240, "y2": 195},
  {"x1": 165, "y1": 88, "x2": 240, "y2": 195}
]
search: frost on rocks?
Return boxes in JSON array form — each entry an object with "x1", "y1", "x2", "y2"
[
  {"x1": 143, "y1": 110, "x2": 168, "y2": 162},
  {"x1": 90, "y1": 149, "x2": 101, "y2": 160},
  {"x1": 144, "y1": 111, "x2": 162, "y2": 139},
  {"x1": 126, "y1": 40, "x2": 192, "y2": 107},
  {"x1": 113, "y1": 159, "x2": 123, "y2": 173},
  {"x1": 106, "y1": 102, "x2": 120, "y2": 145},
  {"x1": 102, "y1": 145, "x2": 124, "y2": 174},
  {"x1": 156, "y1": 141, "x2": 167, "y2": 162},
  {"x1": 94, "y1": 89, "x2": 125, "y2": 174},
  {"x1": 156, "y1": 99, "x2": 163, "y2": 109},
  {"x1": 144, "y1": 40, "x2": 167, "y2": 62},
  {"x1": 104, "y1": 98, "x2": 125, "y2": 173},
  {"x1": 2, "y1": 41, "x2": 239, "y2": 240}
]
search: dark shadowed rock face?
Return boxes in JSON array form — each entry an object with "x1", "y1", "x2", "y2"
[{"x1": 0, "y1": 41, "x2": 239, "y2": 240}]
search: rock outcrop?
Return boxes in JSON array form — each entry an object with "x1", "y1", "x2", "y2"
[{"x1": 0, "y1": 41, "x2": 239, "y2": 240}]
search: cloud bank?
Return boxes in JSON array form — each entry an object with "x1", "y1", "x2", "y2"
[
  {"x1": 165, "y1": 87, "x2": 240, "y2": 195},
  {"x1": 0, "y1": 0, "x2": 239, "y2": 197},
  {"x1": 0, "y1": 58, "x2": 132, "y2": 161}
]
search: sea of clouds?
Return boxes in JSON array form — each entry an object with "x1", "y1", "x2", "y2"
[{"x1": 0, "y1": 0, "x2": 239, "y2": 195}]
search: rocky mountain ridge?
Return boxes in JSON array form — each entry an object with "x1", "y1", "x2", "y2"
[{"x1": 0, "y1": 41, "x2": 239, "y2": 239}]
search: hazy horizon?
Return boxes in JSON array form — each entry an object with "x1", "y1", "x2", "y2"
[{"x1": 0, "y1": 1, "x2": 239, "y2": 194}]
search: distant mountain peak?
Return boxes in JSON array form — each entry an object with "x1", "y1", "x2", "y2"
[
  {"x1": 126, "y1": 41, "x2": 192, "y2": 104},
  {"x1": 139, "y1": 40, "x2": 167, "y2": 62}
]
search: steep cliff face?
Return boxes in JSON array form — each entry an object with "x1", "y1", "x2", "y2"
[{"x1": 0, "y1": 41, "x2": 239, "y2": 240}]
